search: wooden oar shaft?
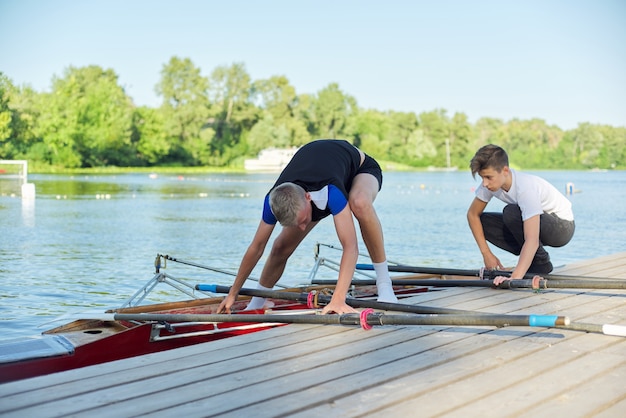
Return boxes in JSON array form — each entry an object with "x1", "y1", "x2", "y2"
[
  {"x1": 198, "y1": 284, "x2": 485, "y2": 316},
  {"x1": 311, "y1": 278, "x2": 626, "y2": 290},
  {"x1": 112, "y1": 312, "x2": 570, "y2": 328},
  {"x1": 355, "y1": 263, "x2": 618, "y2": 282}
]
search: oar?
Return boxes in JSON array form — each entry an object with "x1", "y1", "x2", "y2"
[
  {"x1": 105, "y1": 312, "x2": 570, "y2": 330},
  {"x1": 104, "y1": 312, "x2": 626, "y2": 336},
  {"x1": 157, "y1": 254, "x2": 289, "y2": 288},
  {"x1": 311, "y1": 278, "x2": 626, "y2": 290},
  {"x1": 196, "y1": 284, "x2": 488, "y2": 316},
  {"x1": 355, "y1": 263, "x2": 622, "y2": 282}
]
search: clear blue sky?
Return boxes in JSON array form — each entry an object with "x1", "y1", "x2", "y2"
[{"x1": 1, "y1": 0, "x2": 624, "y2": 130}]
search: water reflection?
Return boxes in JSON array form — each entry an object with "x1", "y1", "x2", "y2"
[{"x1": 21, "y1": 197, "x2": 35, "y2": 227}]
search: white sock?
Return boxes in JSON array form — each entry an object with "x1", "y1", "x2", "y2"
[
  {"x1": 373, "y1": 261, "x2": 398, "y2": 303},
  {"x1": 244, "y1": 283, "x2": 271, "y2": 311}
]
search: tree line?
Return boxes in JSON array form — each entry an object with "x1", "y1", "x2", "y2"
[{"x1": 1, "y1": 57, "x2": 624, "y2": 171}]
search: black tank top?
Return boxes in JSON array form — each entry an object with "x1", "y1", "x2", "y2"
[{"x1": 265, "y1": 139, "x2": 361, "y2": 222}]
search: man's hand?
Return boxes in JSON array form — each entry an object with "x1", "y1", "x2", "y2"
[
  {"x1": 483, "y1": 253, "x2": 504, "y2": 271},
  {"x1": 493, "y1": 275, "x2": 511, "y2": 286},
  {"x1": 217, "y1": 294, "x2": 237, "y2": 314},
  {"x1": 321, "y1": 299, "x2": 358, "y2": 315}
]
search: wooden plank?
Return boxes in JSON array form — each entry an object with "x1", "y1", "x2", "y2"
[
  {"x1": 555, "y1": 252, "x2": 626, "y2": 278},
  {"x1": 136, "y1": 327, "x2": 525, "y2": 417},
  {"x1": 0, "y1": 324, "x2": 345, "y2": 409},
  {"x1": 2, "y1": 326, "x2": 447, "y2": 417},
  {"x1": 265, "y1": 296, "x2": 626, "y2": 416},
  {"x1": 371, "y1": 338, "x2": 625, "y2": 417},
  {"x1": 515, "y1": 361, "x2": 626, "y2": 417},
  {"x1": 595, "y1": 397, "x2": 626, "y2": 417},
  {"x1": 85, "y1": 327, "x2": 454, "y2": 418}
]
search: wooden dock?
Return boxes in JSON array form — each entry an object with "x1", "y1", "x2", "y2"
[{"x1": 1, "y1": 253, "x2": 625, "y2": 417}]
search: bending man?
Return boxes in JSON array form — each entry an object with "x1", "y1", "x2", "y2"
[{"x1": 218, "y1": 139, "x2": 397, "y2": 315}]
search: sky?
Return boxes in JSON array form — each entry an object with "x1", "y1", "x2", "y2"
[{"x1": 0, "y1": 0, "x2": 624, "y2": 130}]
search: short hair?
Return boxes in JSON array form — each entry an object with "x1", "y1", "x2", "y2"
[
  {"x1": 470, "y1": 144, "x2": 509, "y2": 179},
  {"x1": 269, "y1": 182, "x2": 306, "y2": 227}
]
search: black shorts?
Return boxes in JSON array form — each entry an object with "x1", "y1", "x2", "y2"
[{"x1": 358, "y1": 154, "x2": 383, "y2": 190}]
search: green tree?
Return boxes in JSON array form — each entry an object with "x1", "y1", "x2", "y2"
[
  {"x1": 386, "y1": 111, "x2": 420, "y2": 163},
  {"x1": 503, "y1": 119, "x2": 554, "y2": 167},
  {"x1": 561, "y1": 123, "x2": 606, "y2": 168},
  {"x1": 449, "y1": 112, "x2": 473, "y2": 167},
  {"x1": 419, "y1": 109, "x2": 450, "y2": 166},
  {"x1": 11, "y1": 85, "x2": 42, "y2": 162},
  {"x1": 252, "y1": 75, "x2": 310, "y2": 148},
  {"x1": 156, "y1": 56, "x2": 212, "y2": 165},
  {"x1": 406, "y1": 127, "x2": 437, "y2": 163},
  {"x1": 0, "y1": 74, "x2": 39, "y2": 160},
  {"x1": 0, "y1": 73, "x2": 16, "y2": 157},
  {"x1": 132, "y1": 106, "x2": 169, "y2": 165},
  {"x1": 208, "y1": 62, "x2": 259, "y2": 163},
  {"x1": 473, "y1": 117, "x2": 507, "y2": 148},
  {"x1": 34, "y1": 65, "x2": 134, "y2": 167},
  {"x1": 314, "y1": 83, "x2": 356, "y2": 139},
  {"x1": 292, "y1": 93, "x2": 317, "y2": 140},
  {"x1": 247, "y1": 114, "x2": 291, "y2": 153},
  {"x1": 352, "y1": 109, "x2": 390, "y2": 158},
  {"x1": 599, "y1": 125, "x2": 626, "y2": 169}
]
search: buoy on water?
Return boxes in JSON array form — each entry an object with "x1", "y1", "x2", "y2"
[{"x1": 565, "y1": 182, "x2": 581, "y2": 195}]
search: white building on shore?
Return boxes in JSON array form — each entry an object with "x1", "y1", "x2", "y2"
[{"x1": 244, "y1": 147, "x2": 299, "y2": 172}]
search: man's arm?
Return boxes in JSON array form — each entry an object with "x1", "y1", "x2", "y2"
[
  {"x1": 467, "y1": 197, "x2": 503, "y2": 270},
  {"x1": 217, "y1": 220, "x2": 275, "y2": 313},
  {"x1": 321, "y1": 205, "x2": 359, "y2": 314}
]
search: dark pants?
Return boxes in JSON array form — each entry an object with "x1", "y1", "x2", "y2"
[{"x1": 480, "y1": 204, "x2": 575, "y2": 264}]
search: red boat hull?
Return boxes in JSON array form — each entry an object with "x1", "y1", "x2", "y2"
[
  {"x1": 0, "y1": 299, "x2": 306, "y2": 383},
  {"x1": 0, "y1": 284, "x2": 425, "y2": 383}
]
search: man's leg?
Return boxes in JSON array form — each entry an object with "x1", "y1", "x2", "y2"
[
  {"x1": 245, "y1": 222, "x2": 316, "y2": 310},
  {"x1": 502, "y1": 205, "x2": 552, "y2": 273},
  {"x1": 350, "y1": 173, "x2": 397, "y2": 303},
  {"x1": 480, "y1": 209, "x2": 522, "y2": 255},
  {"x1": 524, "y1": 213, "x2": 575, "y2": 274},
  {"x1": 540, "y1": 212, "x2": 575, "y2": 247}
]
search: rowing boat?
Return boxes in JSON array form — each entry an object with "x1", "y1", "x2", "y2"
[
  {"x1": 0, "y1": 279, "x2": 303, "y2": 383},
  {"x1": 0, "y1": 252, "x2": 427, "y2": 384}
]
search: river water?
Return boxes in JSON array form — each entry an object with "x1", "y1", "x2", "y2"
[{"x1": 1, "y1": 170, "x2": 625, "y2": 338}]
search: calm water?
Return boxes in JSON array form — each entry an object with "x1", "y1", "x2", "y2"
[{"x1": 1, "y1": 170, "x2": 625, "y2": 338}]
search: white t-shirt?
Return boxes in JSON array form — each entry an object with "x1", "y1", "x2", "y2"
[{"x1": 475, "y1": 169, "x2": 574, "y2": 222}]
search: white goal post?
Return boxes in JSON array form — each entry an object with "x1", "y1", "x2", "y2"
[
  {"x1": 0, "y1": 160, "x2": 35, "y2": 198},
  {"x1": 0, "y1": 159, "x2": 28, "y2": 183}
]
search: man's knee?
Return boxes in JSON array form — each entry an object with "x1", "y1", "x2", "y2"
[
  {"x1": 502, "y1": 204, "x2": 522, "y2": 222},
  {"x1": 480, "y1": 212, "x2": 502, "y2": 229},
  {"x1": 349, "y1": 192, "x2": 374, "y2": 219},
  {"x1": 269, "y1": 238, "x2": 295, "y2": 261}
]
